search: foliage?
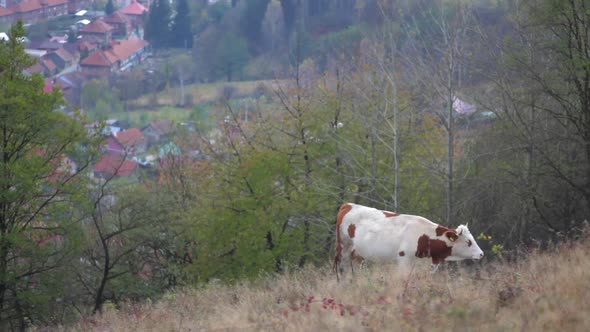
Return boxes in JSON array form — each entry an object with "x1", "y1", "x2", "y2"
[
  {"x1": 0, "y1": 22, "x2": 100, "y2": 330},
  {"x1": 171, "y1": 0, "x2": 193, "y2": 49},
  {"x1": 238, "y1": 0, "x2": 271, "y2": 52},
  {"x1": 105, "y1": 0, "x2": 115, "y2": 15},
  {"x1": 214, "y1": 32, "x2": 250, "y2": 81},
  {"x1": 145, "y1": 0, "x2": 172, "y2": 49}
]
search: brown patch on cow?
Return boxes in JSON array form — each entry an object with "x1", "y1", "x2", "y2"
[
  {"x1": 334, "y1": 204, "x2": 353, "y2": 274},
  {"x1": 415, "y1": 234, "x2": 453, "y2": 264},
  {"x1": 382, "y1": 210, "x2": 400, "y2": 217},
  {"x1": 435, "y1": 225, "x2": 454, "y2": 236},
  {"x1": 348, "y1": 224, "x2": 356, "y2": 238},
  {"x1": 399, "y1": 251, "x2": 405, "y2": 256},
  {"x1": 337, "y1": 204, "x2": 353, "y2": 228}
]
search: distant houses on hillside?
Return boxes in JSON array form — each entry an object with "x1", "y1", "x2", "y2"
[{"x1": 0, "y1": 0, "x2": 91, "y2": 25}]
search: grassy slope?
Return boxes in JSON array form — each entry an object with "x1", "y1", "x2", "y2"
[
  {"x1": 102, "y1": 79, "x2": 288, "y2": 128},
  {"x1": 55, "y1": 237, "x2": 590, "y2": 331}
]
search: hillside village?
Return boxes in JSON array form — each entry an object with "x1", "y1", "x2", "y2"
[{"x1": 0, "y1": 0, "x2": 189, "y2": 183}]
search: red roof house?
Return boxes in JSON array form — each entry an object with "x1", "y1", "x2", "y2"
[
  {"x1": 105, "y1": 128, "x2": 146, "y2": 156},
  {"x1": 103, "y1": 10, "x2": 132, "y2": 38},
  {"x1": 94, "y1": 155, "x2": 138, "y2": 178},
  {"x1": 80, "y1": 18, "x2": 114, "y2": 45},
  {"x1": 0, "y1": 0, "x2": 69, "y2": 25},
  {"x1": 121, "y1": 0, "x2": 148, "y2": 27},
  {"x1": 80, "y1": 36, "x2": 149, "y2": 75}
]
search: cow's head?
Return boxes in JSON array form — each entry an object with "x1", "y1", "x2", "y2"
[{"x1": 446, "y1": 224, "x2": 484, "y2": 261}]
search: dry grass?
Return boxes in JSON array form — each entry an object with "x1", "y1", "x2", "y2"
[{"x1": 52, "y1": 240, "x2": 590, "y2": 331}]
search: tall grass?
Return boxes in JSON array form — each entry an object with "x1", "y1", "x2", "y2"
[{"x1": 49, "y1": 238, "x2": 590, "y2": 331}]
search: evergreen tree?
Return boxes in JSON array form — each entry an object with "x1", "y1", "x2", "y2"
[
  {"x1": 171, "y1": 0, "x2": 193, "y2": 48},
  {"x1": 0, "y1": 22, "x2": 98, "y2": 330},
  {"x1": 240, "y1": 0, "x2": 270, "y2": 50},
  {"x1": 105, "y1": 0, "x2": 115, "y2": 15},
  {"x1": 145, "y1": 0, "x2": 172, "y2": 48}
]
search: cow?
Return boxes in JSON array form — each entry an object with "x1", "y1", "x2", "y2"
[{"x1": 333, "y1": 203, "x2": 484, "y2": 280}]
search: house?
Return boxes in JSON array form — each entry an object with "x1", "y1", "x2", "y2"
[
  {"x1": 79, "y1": 36, "x2": 149, "y2": 75},
  {"x1": 94, "y1": 155, "x2": 138, "y2": 178},
  {"x1": 79, "y1": 18, "x2": 114, "y2": 46},
  {"x1": 79, "y1": 48, "x2": 119, "y2": 75},
  {"x1": 77, "y1": 40, "x2": 99, "y2": 59},
  {"x1": 0, "y1": 0, "x2": 69, "y2": 25},
  {"x1": 142, "y1": 119, "x2": 175, "y2": 147},
  {"x1": 45, "y1": 47, "x2": 76, "y2": 72},
  {"x1": 25, "y1": 55, "x2": 58, "y2": 77},
  {"x1": 56, "y1": 71, "x2": 87, "y2": 106},
  {"x1": 105, "y1": 127, "x2": 146, "y2": 156},
  {"x1": 103, "y1": 10, "x2": 132, "y2": 38},
  {"x1": 120, "y1": 0, "x2": 147, "y2": 28}
]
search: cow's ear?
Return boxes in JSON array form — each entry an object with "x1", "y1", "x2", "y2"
[{"x1": 445, "y1": 231, "x2": 458, "y2": 242}]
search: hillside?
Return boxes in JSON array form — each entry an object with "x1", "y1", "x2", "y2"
[{"x1": 58, "y1": 236, "x2": 590, "y2": 331}]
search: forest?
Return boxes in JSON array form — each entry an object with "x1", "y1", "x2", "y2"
[{"x1": 1, "y1": 0, "x2": 590, "y2": 330}]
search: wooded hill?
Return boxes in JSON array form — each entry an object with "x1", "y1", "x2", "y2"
[{"x1": 2, "y1": 0, "x2": 590, "y2": 330}]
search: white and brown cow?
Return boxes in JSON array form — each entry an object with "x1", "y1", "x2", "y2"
[{"x1": 334, "y1": 203, "x2": 484, "y2": 278}]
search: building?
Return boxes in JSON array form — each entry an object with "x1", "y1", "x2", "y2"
[
  {"x1": 79, "y1": 36, "x2": 149, "y2": 75},
  {"x1": 0, "y1": 0, "x2": 69, "y2": 25}
]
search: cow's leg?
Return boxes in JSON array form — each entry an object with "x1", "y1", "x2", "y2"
[
  {"x1": 338, "y1": 245, "x2": 353, "y2": 279},
  {"x1": 350, "y1": 249, "x2": 365, "y2": 276}
]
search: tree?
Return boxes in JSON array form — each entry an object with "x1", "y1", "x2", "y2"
[
  {"x1": 280, "y1": 0, "x2": 297, "y2": 37},
  {"x1": 473, "y1": 0, "x2": 590, "y2": 242},
  {"x1": 105, "y1": 0, "x2": 115, "y2": 15},
  {"x1": 74, "y1": 177, "x2": 174, "y2": 313},
  {"x1": 145, "y1": 0, "x2": 172, "y2": 49},
  {"x1": 171, "y1": 0, "x2": 193, "y2": 49},
  {"x1": 215, "y1": 32, "x2": 250, "y2": 81},
  {"x1": 398, "y1": 0, "x2": 475, "y2": 224},
  {"x1": 0, "y1": 22, "x2": 98, "y2": 330},
  {"x1": 239, "y1": 0, "x2": 270, "y2": 51}
]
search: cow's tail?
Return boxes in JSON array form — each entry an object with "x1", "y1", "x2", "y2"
[{"x1": 333, "y1": 203, "x2": 351, "y2": 282}]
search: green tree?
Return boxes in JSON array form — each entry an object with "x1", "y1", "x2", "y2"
[
  {"x1": 470, "y1": 0, "x2": 590, "y2": 243},
  {"x1": 145, "y1": 0, "x2": 172, "y2": 49},
  {"x1": 171, "y1": 0, "x2": 193, "y2": 48},
  {"x1": 239, "y1": 0, "x2": 270, "y2": 51},
  {"x1": 105, "y1": 0, "x2": 115, "y2": 15},
  {"x1": 215, "y1": 32, "x2": 250, "y2": 81},
  {"x1": 0, "y1": 22, "x2": 98, "y2": 330}
]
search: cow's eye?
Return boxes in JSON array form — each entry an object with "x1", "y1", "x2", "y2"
[{"x1": 467, "y1": 240, "x2": 473, "y2": 247}]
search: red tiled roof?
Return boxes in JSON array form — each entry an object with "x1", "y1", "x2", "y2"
[
  {"x1": 80, "y1": 37, "x2": 148, "y2": 68},
  {"x1": 13, "y1": 0, "x2": 42, "y2": 12},
  {"x1": 104, "y1": 10, "x2": 132, "y2": 24},
  {"x1": 27, "y1": 62, "x2": 45, "y2": 74},
  {"x1": 110, "y1": 36, "x2": 148, "y2": 61},
  {"x1": 78, "y1": 41, "x2": 98, "y2": 52},
  {"x1": 1, "y1": 0, "x2": 67, "y2": 16},
  {"x1": 94, "y1": 155, "x2": 137, "y2": 177},
  {"x1": 54, "y1": 47, "x2": 74, "y2": 62},
  {"x1": 42, "y1": 0, "x2": 69, "y2": 6},
  {"x1": 42, "y1": 57, "x2": 57, "y2": 71},
  {"x1": 81, "y1": 19, "x2": 114, "y2": 34},
  {"x1": 121, "y1": 0, "x2": 148, "y2": 16},
  {"x1": 114, "y1": 128, "x2": 144, "y2": 147},
  {"x1": 0, "y1": 7, "x2": 14, "y2": 17},
  {"x1": 80, "y1": 49, "x2": 118, "y2": 67}
]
